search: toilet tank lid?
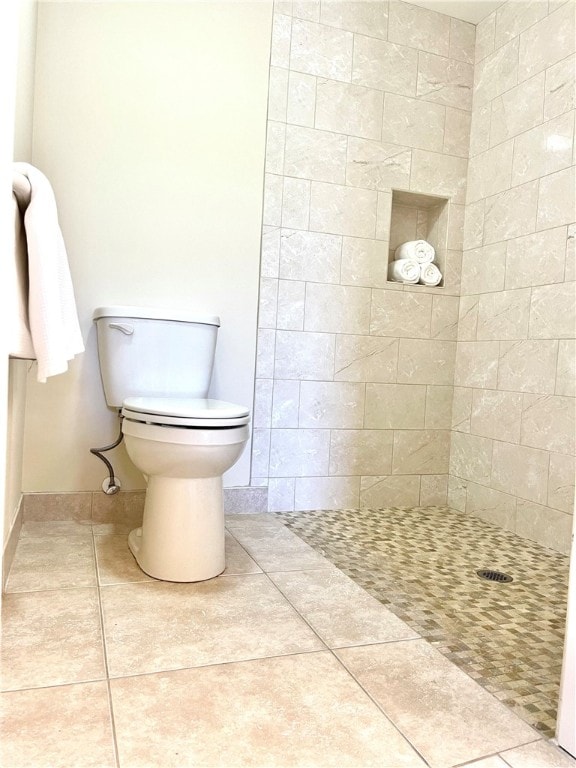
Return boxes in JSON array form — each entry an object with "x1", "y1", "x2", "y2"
[{"x1": 93, "y1": 306, "x2": 220, "y2": 326}]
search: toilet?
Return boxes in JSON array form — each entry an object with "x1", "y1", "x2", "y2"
[{"x1": 93, "y1": 306, "x2": 250, "y2": 582}]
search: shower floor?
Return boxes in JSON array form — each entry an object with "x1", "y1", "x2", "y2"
[{"x1": 279, "y1": 505, "x2": 570, "y2": 739}]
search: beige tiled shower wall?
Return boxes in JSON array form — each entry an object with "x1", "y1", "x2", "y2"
[
  {"x1": 449, "y1": 0, "x2": 576, "y2": 554},
  {"x1": 252, "y1": 0, "x2": 474, "y2": 512}
]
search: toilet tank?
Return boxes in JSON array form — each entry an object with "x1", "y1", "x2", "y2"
[{"x1": 93, "y1": 306, "x2": 220, "y2": 408}]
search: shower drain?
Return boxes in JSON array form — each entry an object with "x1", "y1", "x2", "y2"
[{"x1": 476, "y1": 569, "x2": 513, "y2": 583}]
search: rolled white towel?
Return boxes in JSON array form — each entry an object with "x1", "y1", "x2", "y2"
[
  {"x1": 419, "y1": 262, "x2": 442, "y2": 287},
  {"x1": 388, "y1": 258, "x2": 420, "y2": 284},
  {"x1": 394, "y1": 239, "x2": 435, "y2": 264}
]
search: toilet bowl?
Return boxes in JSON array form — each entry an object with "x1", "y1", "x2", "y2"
[
  {"x1": 121, "y1": 397, "x2": 250, "y2": 582},
  {"x1": 93, "y1": 306, "x2": 251, "y2": 583}
]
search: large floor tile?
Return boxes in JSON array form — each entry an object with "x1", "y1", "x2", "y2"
[
  {"x1": 269, "y1": 568, "x2": 418, "y2": 648},
  {"x1": 223, "y1": 531, "x2": 262, "y2": 575},
  {"x1": 227, "y1": 523, "x2": 331, "y2": 571},
  {"x1": 5, "y1": 535, "x2": 96, "y2": 592},
  {"x1": 0, "y1": 682, "x2": 116, "y2": 767},
  {"x1": 20, "y1": 521, "x2": 93, "y2": 538},
  {"x1": 500, "y1": 740, "x2": 576, "y2": 767},
  {"x1": 101, "y1": 574, "x2": 325, "y2": 677},
  {"x1": 1, "y1": 587, "x2": 105, "y2": 691},
  {"x1": 110, "y1": 652, "x2": 426, "y2": 768},
  {"x1": 95, "y1": 534, "x2": 153, "y2": 585},
  {"x1": 336, "y1": 639, "x2": 538, "y2": 768}
]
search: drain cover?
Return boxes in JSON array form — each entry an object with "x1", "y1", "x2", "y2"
[{"x1": 476, "y1": 569, "x2": 513, "y2": 583}]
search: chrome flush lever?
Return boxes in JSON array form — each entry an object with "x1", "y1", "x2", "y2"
[{"x1": 108, "y1": 322, "x2": 134, "y2": 335}]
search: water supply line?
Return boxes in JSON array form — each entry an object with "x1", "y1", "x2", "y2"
[{"x1": 90, "y1": 411, "x2": 123, "y2": 494}]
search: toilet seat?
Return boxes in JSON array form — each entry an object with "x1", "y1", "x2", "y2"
[{"x1": 122, "y1": 396, "x2": 250, "y2": 428}]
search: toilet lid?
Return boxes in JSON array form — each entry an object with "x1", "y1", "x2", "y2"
[{"x1": 122, "y1": 397, "x2": 250, "y2": 427}]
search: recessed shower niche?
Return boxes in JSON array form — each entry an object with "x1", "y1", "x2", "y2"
[{"x1": 388, "y1": 190, "x2": 450, "y2": 289}]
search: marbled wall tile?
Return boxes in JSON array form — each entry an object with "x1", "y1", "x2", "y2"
[
  {"x1": 476, "y1": 288, "x2": 531, "y2": 340},
  {"x1": 495, "y1": 0, "x2": 548, "y2": 50},
  {"x1": 292, "y1": 0, "x2": 320, "y2": 22},
  {"x1": 420, "y1": 474, "x2": 449, "y2": 505},
  {"x1": 277, "y1": 279, "x2": 305, "y2": 330},
  {"x1": 382, "y1": 94, "x2": 445, "y2": 153},
  {"x1": 304, "y1": 282, "x2": 372, "y2": 334},
  {"x1": 284, "y1": 124, "x2": 347, "y2": 183},
  {"x1": 447, "y1": 474, "x2": 467, "y2": 511},
  {"x1": 468, "y1": 104, "x2": 491, "y2": 159},
  {"x1": 449, "y1": 17, "x2": 475, "y2": 65},
  {"x1": 544, "y1": 54, "x2": 575, "y2": 119},
  {"x1": 329, "y1": 429, "x2": 394, "y2": 475},
  {"x1": 340, "y1": 237, "x2": 388, "y2": 288},
  {"x1": 360, "y1": 475, "x2": 421, "y2": 507},
  {"x1": 316, "y1": 79, "x2": 383, "y2": 140},
  {"x1": 474, "y1": 11, "x2": 496, "y2": 63},
  {"x1": 268, "y1": 67, "x2": 289, "y2": 122},
  {"x1": 466, "y1": 141, "x2": 514, "y2": 204},
  {"x1": 389, "y1": 204, "x2": 419, "y2": 250},
  {"x1": 364, "y1": 383, "x2": 427, "y2": 429},
  {"x1": 556, "y1": 339, "x2": 575, "y2": 397},
  {"x1": 548, "y1": 452, "x2": 575, "y2": 513},
  {"x1": 272, "y1": 379, "x2": 300, "y2": 427},
  {"x1": 454, "y1": 341, "x2": 499, "y2": 389},
  {"x1": 392, "y1": 429, "x2": 451, "y2": 475},
  {"x1": 443, "y1": 108, "x2": 471, "y2": 158},
  {"x1": 457, "y1": 295, "x2": 479, "y2": 341},
  {"x1": 299, "y1": 381, "x2": 365, "y2": 428},
  {"x1": 450, "y1": 431, "x2": 493, "y2": 485},
  {"x1": 256, "y1": 328, "x2": 276, "y2": 378},
  {"x1": 529, "y1": 281, "x2": 576, "y2": 339},
  {"x1": 346, "y1": 137, "x2": 411, "y2": 191},
  {"x1": 451, "y1": 387, "x2": 472, "y2": 432},
  {"x1": 258, "y1": 277, "x2": 278, "y2": 329},
  {"x1": 268, "y1": 477, "x2": 296, "y2": 512},
  {"x1": 271, "y1": 14, "x2": 292, "y2": 69},
  {"x1": 388, "y1": 0, "x2": 450, "y2": 57},
  {"x1": 281, "y1": 176, "x2": 310, "y2": 229},
  {"x1": 518, "y1": 1, "x2": 575, "y2": 82},
  {"x1": 567, "y1": 224, "x2": 575, "y2": 281},
  {"x1": 489, "y1": 72, "x2": 545, "y2": 147},
  {"x1": 264, "y1": 173, "x2": 283, "y2": 227},
  {"x1": 397, "y1": 339, "x2": 457, "y2": 386},
  {"x1": 370, "y1": 290, "x2": 432, "y2": 339},
  {"x1": 269, "y1": 428, "x2": 330, "y2": 476},
  {"x1": 416, "y1": 53, "x2": 474, "y2": 111},
  {"x1": 515, "y1": 500, "x2": 572, "y2": 554},
  {"x1": 320, "y1": 0, "x2": 388, "y2": 39},
  {"x1": 334, "y1": 335, "x2": 398, "y2": 382},
  {"x1": 280, "y1": 228, "x2": 341, "y2": 283},
  {"x1": 537, "y1": 165, "x2": 576, "y2": 229},
  {"x1": 470, "y1": 389, "x2": 523, "y2": 443},
  {"x1": 491, "y1": 442, "x2": 549, "y2": 505},
  {"x1": 290, "y1": 19, "x2": 353, "y2": 82},
  {"x1": 425, "y1": 385, "x2": 454, "y2": 430},
  {"x1": 505, "y1": 227, "x2": 567, "y2": 289},
  {"x1": 309, "y1": 181, "x2": 377, "y2": 238},
  {"x1": 252, "y1": 428, "x2": 271, "y2": 477},
  {"x1": 431, "y1": 295, "x2": 459, "y2": 340},
  {"x1": 460, "y1": 243, "x2": 506, "y2": 295},
  {"x1": 462, "y1": 199, "x2": 485, "y2": 250},
  {"x1": 261, "y1": 226, "x2": 280, "y2": 278},
  {"x1": 410, "y1": 150, "x2": 467, "y2": 204},
  {"x1": 465, "y1": 482, "x2": 516, "y2": 531},
  {"x1": 521, "y1": 394, "x2": 575, "y2": 454},
  {"x1": 483, "y1": 180, "x2": 539, "y2": 244},
  {"x1": 274, "y1": 329, "x2": 335, "y2": 379},
  {"x1": 447, "y1": 204, "x2": 465, "y2": 250},
  {"x1": 352, "y1": 35, "x2": 418, "y2": 97},
  {"x1": 294, "y1": 476, "x2": 360, "y2": 510},
  {"x1": 287, "y1": 71, "x2": 316, "y2": 127},
  {"x1": 511, "y1": 111, "x2": 574, "y2": 187},
  {"x1": 376, "y1": 192, "x2": 393, "y2": 241},
  {"x1": 498, "y1": 339, "x2": 559, "y2": 394},
  {"x1": 442, "y1": 250, "x2": 463, "y2": 294},
  {"x1": 474, "y1": 38, "x2": 519, "y2": 107}
]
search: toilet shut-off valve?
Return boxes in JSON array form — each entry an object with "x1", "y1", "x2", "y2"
[{"x1": 90, "y1": 412, "x2": 124, "y2": 494}]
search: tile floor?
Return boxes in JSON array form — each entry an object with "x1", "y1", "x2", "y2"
[
  {"x1": 280, "y1": 506, "x2": 570, "y2": 738},
  {"x1": 1, "y1": 513, "x2": 574, "y2": 768}
]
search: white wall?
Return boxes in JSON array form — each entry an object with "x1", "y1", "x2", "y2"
[{"x1": 23, "y1": 1, "x2": 272, "y2": 491}]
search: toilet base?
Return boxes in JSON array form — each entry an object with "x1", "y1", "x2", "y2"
[{"x1": 128, "y1": 475, "x2": 226, "y2": 582}]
